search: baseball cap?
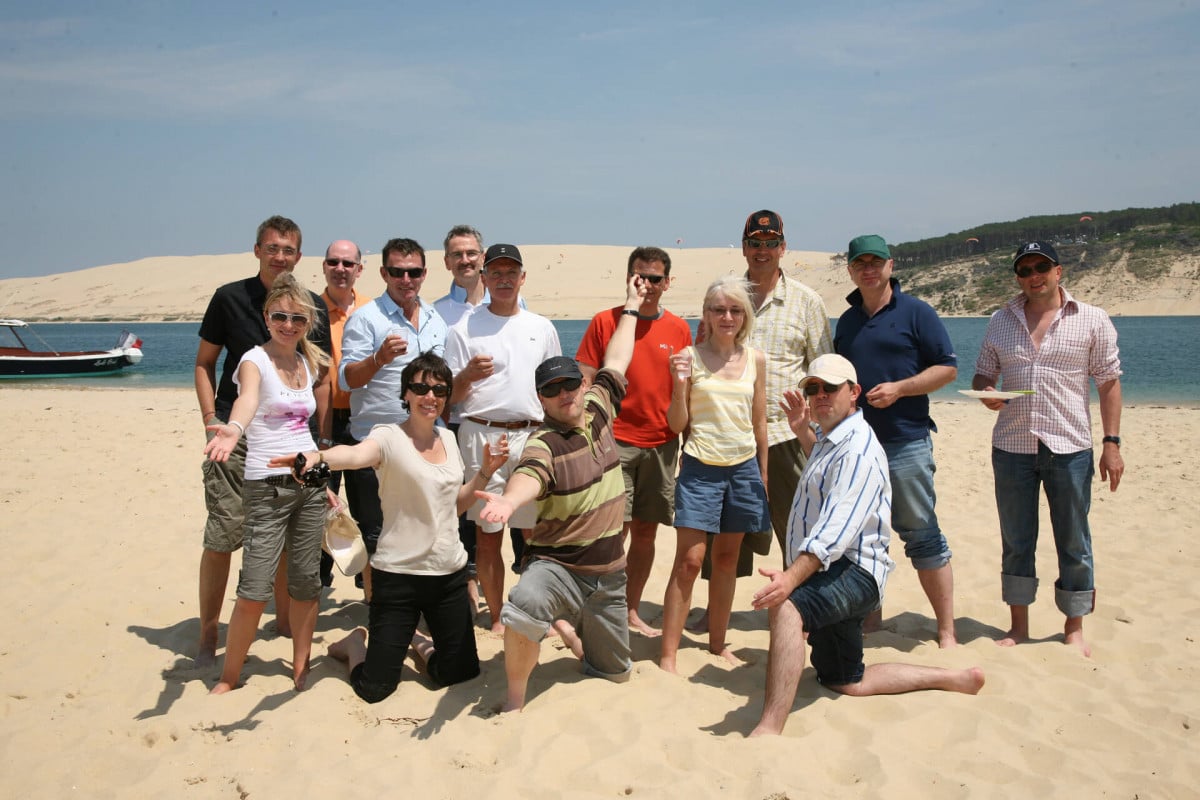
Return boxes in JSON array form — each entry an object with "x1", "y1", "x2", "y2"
[
  {"x1": 743, "y1": 210, "x2": 784, "y2": 239},
  {"x1": 799, "y1": 354, "x2": 858, "y2": 388},
  {"x1": 1012, "y1": 241, "x2": 1059, "y2": 268},
  {"x1": 484, "y1": 243, "x2": 523, "y2": 268},
  {"x1": 535, "y1": 356, "x2": 583, "y2": 391},
  {"x1": 847, "y1": 234, "x2": 891, "y2": 264}
]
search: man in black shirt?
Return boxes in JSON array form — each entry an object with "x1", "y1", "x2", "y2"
[{"x1": 193, "y1": 215, "x2": 331, "y2": 667}]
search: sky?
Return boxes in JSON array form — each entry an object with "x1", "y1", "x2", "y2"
[{"x1": 0, "y1": 0, "x2": 1197, "y2": 279}]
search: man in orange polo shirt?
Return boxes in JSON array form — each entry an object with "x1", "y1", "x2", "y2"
[{"x1": 319, "y1": 239, "x2": 369, "y2": 585}]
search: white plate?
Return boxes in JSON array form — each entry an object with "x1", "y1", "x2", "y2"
[{"x1": 959, "y1": 389, "x2": 1035, "y2": 400}]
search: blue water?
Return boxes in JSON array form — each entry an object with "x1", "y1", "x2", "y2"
[{"x1": 5, "y1": 317, "x2": 1197, "y2": 406}]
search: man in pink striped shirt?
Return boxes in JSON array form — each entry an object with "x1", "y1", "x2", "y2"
[{"x1": 972, "y1": 241, "x2": 1124, "y2": 657}]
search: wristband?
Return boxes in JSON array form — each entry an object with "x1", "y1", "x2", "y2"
[
  {"x1": 1102, "y1": 435, "x2": 1121, "y2": 446},
  {"x1": 621, "y1": 309, "x2": 639, "y2": 317},
  {"x1": 228, "y1": 420, "x2": 245, "y2": 437}
]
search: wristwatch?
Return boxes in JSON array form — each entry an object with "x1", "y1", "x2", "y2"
[
  {"x1": 621, "y1": 309, "x2": 640, "y2": 317},
  {"x1": 1102, "y1": 435, "x2": 1121, "y2": 446},
  {"x1": 318, "y1": 437, "x2": 335, "y2": 448}
]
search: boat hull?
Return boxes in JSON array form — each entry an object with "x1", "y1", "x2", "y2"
[{"x1": 0, "y1": 348, "x2": 143, "y2": 378}]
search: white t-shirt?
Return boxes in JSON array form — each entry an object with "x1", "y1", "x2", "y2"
[
  {"x1": 444, "y1": 308, "x2": 561, "y2": 422},
  {"x1": 368, "y1": 424, "x2": 469, "y2": 576},
  {"x1": 235, "y1": 346, "x2": 317, "y2": 479}
]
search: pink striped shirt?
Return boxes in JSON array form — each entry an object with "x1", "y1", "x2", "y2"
[{"x1": 975, "y1": 288, "x2": 1122, "y2": 454}]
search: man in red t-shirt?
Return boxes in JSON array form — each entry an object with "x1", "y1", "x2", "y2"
[{"x1": 576, "y1": 246, "x2": 693, "y2": 636}]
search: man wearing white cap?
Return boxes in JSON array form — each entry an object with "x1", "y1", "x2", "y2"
[{"x1": 749, "y1": 354, "x2": 984, "y2": 737}]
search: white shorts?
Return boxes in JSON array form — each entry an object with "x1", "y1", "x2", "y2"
[{"x1": 458, "y1": 418, "x2": 538, "y2": 532}]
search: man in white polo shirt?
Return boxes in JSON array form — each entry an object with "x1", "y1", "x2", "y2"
[{"x1": 445, "y1": 243, "x2": 561, "y2": 633}]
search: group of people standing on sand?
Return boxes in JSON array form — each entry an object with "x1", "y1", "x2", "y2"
[{"x1": 194, "y1": 209, "x2": 1123, "y2": 733}]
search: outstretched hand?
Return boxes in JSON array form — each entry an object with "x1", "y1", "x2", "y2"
[
  {"x1": 203, "y1": 423, "x2": 239, "y2": 463},
  {"x1": 474, "y1": 490, "x2": 515, "y2": 525}
]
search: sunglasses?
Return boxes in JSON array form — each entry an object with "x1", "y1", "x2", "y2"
[
  {"x1": 268, "y1": 311, "x2": 310, "y2": 325},
  {"x1": 1014, "y1": 261, "x2": 1055, "y2": 278},
  {"x1": 637, "y1": 273, "x2": 666, "y2": 284},
  {"x1": 744, "y1": 238, "x2": 783, "y2": 249},
  {"x1": 803, "y1": 381, "x2": 846, "y2": 397},
  {"x1": 324, "y1": 258, "x2": 359, "y2": 269},
  {"x1": 385, "y1": 266, "x2": 426, "y2": 279},
  {"x1": 539, "y1": 377, "x2": 582, "y2": 398},
  {"x1": 408, "y1": 382, "x2": 450, "y2": 398}
]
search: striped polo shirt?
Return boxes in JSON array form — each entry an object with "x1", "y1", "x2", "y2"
[{"x1": 515, "y1": 369, "x2": 628, "y2": 575}]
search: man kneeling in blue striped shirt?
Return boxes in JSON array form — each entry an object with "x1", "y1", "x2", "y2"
[{"x1": 749, "y1": 354, "x2": 985, "y2": 736}]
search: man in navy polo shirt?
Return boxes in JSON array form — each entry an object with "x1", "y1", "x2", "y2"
[{"x1": 834, "y1": 234, "x2": 959, "y2": 648}]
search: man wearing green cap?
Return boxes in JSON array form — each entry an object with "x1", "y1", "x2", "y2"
[{"x1": 834, "y1": 234, "x2": 959, "y2": 648}]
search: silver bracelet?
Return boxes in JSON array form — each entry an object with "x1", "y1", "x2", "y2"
[{"x1": 228, "y1": 420, "x2": 246, "y2": 437}]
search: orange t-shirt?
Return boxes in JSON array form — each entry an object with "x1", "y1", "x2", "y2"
[{"x1": 575, "y1": 307, "x2": 693, "y2": 448}]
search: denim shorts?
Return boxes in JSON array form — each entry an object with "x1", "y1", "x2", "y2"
[
  {"x1": 787, "y1": 557, "x2": 881, "y2": 686},
  {"x1": 673, "y1": 453, "x2": 770, "y2": 535},
  {"x1": 883, "y1": 436, "x2": 952, "y2": 570}
]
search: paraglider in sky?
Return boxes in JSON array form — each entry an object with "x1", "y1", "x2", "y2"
[
  {"x1": 676, "y1": 238, "x2": 683, "y2": 245},
  {"x1": 1080, "y1": 215, "x2": 1093, "y2": 222},
  {"x1": 966, "y1": 237, "x2": 980, "y2": 244}
]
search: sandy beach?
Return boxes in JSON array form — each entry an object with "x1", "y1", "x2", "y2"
[{"x1": 1, "y1": 384, "x2": 1196, "y2": 798}]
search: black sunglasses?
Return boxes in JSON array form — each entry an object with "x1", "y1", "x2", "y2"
[
  {"x1": 539, "y1": 377, "x2": 582, "y2": 398},
  {"x1": 268, "y1": 311, "x2": 310, "y2": 325},
  {"x1": 385, "y1": 266, "x2": 426, "y2": 279},
  {"x1": 744, "y1": 238, "x2": 783, "y2": 249},
  {"x1": 324, "y1": 258, "x2": 359, "y2": 268},
  {"x1": 637, "y1": 273, "x2": 666, "y2": 284},
  {"x1": 803, "y1": 381, "x2": 845, "y2": 397},
  {"x1": 408, "y1": 382, "x2": 450, "y2": 398},
  {"x1": 1014, "y1": 261, "x2": 1055, "y2": 278}
]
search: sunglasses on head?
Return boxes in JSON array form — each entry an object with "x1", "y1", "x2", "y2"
[
  {"x1": 539, "y1": 377, "x2": 582, "y2": 398},
  {"x1": 745, "y1": 238, "x2": 783, "y2": 249},
  {"x1": 408, "y1": 382, "x2": 450, "y2": 398},
  {"x1": 268, "y1": 311, "x2": 310, "y2": 325},
  {"x1": 1014, "y1": 261, "x2": 1055, "y2": 278},
  {"x1": 636, "y1": 273, "x2": 666, "y2": 284},
  {"x1": 385, "y1": 266, "x2": 425, "y2": 279},
  {"x1": 803, "y1": 381, "x2": 845, "y2": 397},
  {"x1": 324, "y1": 258, "x2": 359, "y2": 269}
]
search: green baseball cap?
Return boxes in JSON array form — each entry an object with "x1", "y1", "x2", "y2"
[{"x1": 847, "y1": 234, "x2": 891, "y2": 264}]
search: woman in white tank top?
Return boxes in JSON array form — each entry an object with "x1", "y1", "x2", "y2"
[
  {"x1": 660, "y1": 277, "x2": 770, "y2": 674},
  {"x1": 204, "y1": 274, "x2": 331, "y2": 694}
]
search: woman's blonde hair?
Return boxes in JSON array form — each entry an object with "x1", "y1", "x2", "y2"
[
  {"x1": 264, "y1": 273, "x2": 330, "y2": 372},
  {"x1": 702, "y1": 275, "x2": 755, "y2": 346}
]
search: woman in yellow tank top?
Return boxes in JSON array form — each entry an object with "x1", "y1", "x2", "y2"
[{"x1": 660, "y1": 276, "x2": 770, "y2": 674}]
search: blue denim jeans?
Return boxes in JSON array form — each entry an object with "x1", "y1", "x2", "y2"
[
  {"x1": 991, "y1": 444, "x2": 1095, "y2": 618},
  {"x1": 882, "y1": 436, "x2": 952, "y2": 570}
]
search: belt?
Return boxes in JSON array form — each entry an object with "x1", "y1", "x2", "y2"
[
  {"x1": 465, "y1": 416, "x2": 540, "y2": 430},
  {"x1": 263, "y1": 474, "x2": 296, "y2": 487}
]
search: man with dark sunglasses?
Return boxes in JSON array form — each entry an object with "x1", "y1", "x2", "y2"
[
  {"x1": 475, "y1": 276, "x2": 645, "y2": 711},
  {"x1": 750, "y1": 354, "x2": 984, "y2": 736},
  {"x1": 834, "y1": 234, "x2": 959, "y2": 648},
  {"x1": 338, "y1": 237, "x2": 449, "y2": 598},
  {"x1": 972, "y1": 241, "x2": 1123, "y2": 658},
  {"x1": 445, "y1": 243, "x2": 561, "y2": 633},
  {"x1": 576, "y1": 246, "x2": 692, "y2": 637},
  {"x1": 317, "y1": 240, "x2": 369, "y2": 586},
  {"x1": 194, "y1": 215, "x2": 333, "y2": 666}
]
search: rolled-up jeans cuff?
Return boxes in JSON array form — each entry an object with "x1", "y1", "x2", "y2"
[
  {"x1": 1001, "y1": 573, "x2": 1038, "y2": 606},
  {"x1": 1055, "y1": 585, "x2": 1095, "y2": 618},
  {"x1": 582, "y1": 658, "x2": 631, "y2": 683},
  {"x1": 499, "y1": 601, "x2": 550, "y2": 643}
]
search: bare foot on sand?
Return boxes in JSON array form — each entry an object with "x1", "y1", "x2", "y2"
[
  {"x1": 1064, "y1": 619, "x2": 1091, "y2": 657},
  {"x1": 938, "y1": 630, "x2": 959, "y2": 649},
  {"x1": 209, "y1": 680, "x2": 236, "y2": 695},
  {"x1": 995, "y1": 629, "x2": 1028, "y2": 648},
  {"x1": 328, "y1": 627, "x2": 367, "y2": 662},
  {"x1": 714, "y1": 646, "x2": 744, "y2": 668},
  {"x1": 954, "y1": 667, "x2": 987, "y2": 694},
  {"x1": 629, "y1": 613, "x2": 662, "y2": 638},
  {"x1": 293, "y1": 658, "x2": 310, "y2": 691},
  {"x1": 551, "y1": 620, "x2": 583, "y2": 659}
]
